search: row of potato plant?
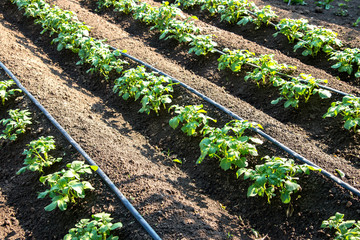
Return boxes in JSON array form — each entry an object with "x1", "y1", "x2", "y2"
[
  {"x1": 95, "y1": 0, "x2": 360, "y2": 133},
  {"x1": 173, "y1": 0, "x2": 360, "y2": 79},
  {"x1": 0, "y1": 79, "x2": 122, "y2": 238},
  {"x1": 13, "y1": 1, "x2": 360, "y2": 238},
  {"x1": 169, "y1": 104, "x2": 317, "y2": 203},
  {"x1": 12, "y1": 0, "x2": 321, "y2": 204},
  {"x1": 170, "y1": 102, "x2": 359, "y2": 236},
  {"x1": 97, "y1": 0, "x2": 219, "y2": 55}
]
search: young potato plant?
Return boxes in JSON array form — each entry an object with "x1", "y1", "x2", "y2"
[
  {"x1": 150, "y1": 2, "x2": 184, "y2": 31},
  {"x1": 321, "y1": 212, "x2": 360, "y2": 240},
  {"x1": 248, "y1": 4, "x2": 277, "y2": 29},
  {"x1": 97, "y1": 0, "x2": 138, "y2": 14},
  {"x1": 330, "y1": 48, "x2": 360, "y2": 78},
  {"x1": 244, "y1": 54, "x2": 297, "y2": 86},
  {"x1": 33, "y1": 4, "x2": 92, "y2": 54},
  {"x1": 133, "y1": 3, "x2": 159, "y2": 25},
  {"x1": 38, "y1": 161, "x2": 98, "y2": 211},
  {"x1": 17, "y1": 136, "x2": 62, "y2": 175},
  {"x1": 77, "y1": 39, "x2": 128, "y2": 80},
  {"x1": 218, "y1": 0, "x2": 250, "y2": 24},
  {"x1": 0, "y1": 79, "x2": 22, "y2": 105},
  {"x1": 323, "y1": 95, "x2": 360, "y2": 133},
  {"x1": 0, "y1": 109, "x2": 32, "y2": 141},
  {"x1": 35, "y1": 6, "x2": 79, "y2": 36},
  {"x1": 100, "y1": 0, "x2": 201, "y2": 44},
  {"x1": 271, "y1": 73, "x2": 331, "y2": 108},
  {"x1": 175, "y1": 0, "x2": 205, "y2": 9},
  {"x1": 198, "y1": 120, "x2": 263, "y2": 171},
  {"x1": 354, "y1": 17, "x2": 360, "y2": 27},
  {"x1": 189, "y1": 35, "x2": 218, "y2": 56},
  {"x1": 159, "y1": 17, "x2": 200, "y2": 44},
  {"x1": 64, "y1": 212, "x2": 123, "y2": 240},
  {"x1": 237, "y1": 156, "x2": 318, "y2": 203},
  {"x1": 294, "y1": 27, "x2": 342, "y2": 57},
  {"x1": 113, "y1": 66, "x2": 175, "y2": 115},
  {"x1": 192, "y1": 0, "x2": 277, "y2": 28},
  {"x1": 201, "y1": 0, "x2": 225, "y2": 15},
  {"x1": 51, "y1": 25, "x2": 91, "y2": 53},
  {"x1": 218, "y1": 48, "x2": 256, "y2": 72},
  {"x1": 274, "y1": 18, "x2": 312, "y2": 43},
  {"x1": 11, "y1": 0, "x2": 48, "y2": 18},
  {"x1": 168, "y1": 104, "x2": 216, "y2": 136}
]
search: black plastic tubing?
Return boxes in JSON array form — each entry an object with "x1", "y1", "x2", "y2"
[
  {"x1": 0, "y1": 61, "x2": 162, "y2": 240},
  {"x1": 111, "y1": 47, "x2": 360, "y2": 198}
]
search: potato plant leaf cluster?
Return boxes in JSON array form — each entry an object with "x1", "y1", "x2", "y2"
[
  {"x1": 113, "y1": 66, "x2": 174, "y2": 114},
  {"x1": 323, "y1": 95, "x2": 360, "y2": 133},
  {"x1": 237, "y1": 156, "x2": 319, "y2": 203},
  {"x1": 321, "y1": 212, "x2": 360, "y2": 240},
  {"x1": 97, "y1": 0, "x2": 217, "y2": 56},
  {"x1": 330, "y1": 48, "x2": 360, "y2": 78},
  {"x1": 198, "y1": 120, "x2": 263, "y2": 171},
  {"x1": 38, "y1": 161, "x2": 98, "y2": 211},
  {"x1": 64, "y1": 212, "x2": 122, "y2": 240},
  {"x1": 272, "y1": 73, "x2": 331, "y2": 108},
  {"x1": 177, "y1": 0, "x2": 277, "y2": 29},
  {"x1": 0, "y1": 109, "x2": 32, "y2": 141},
  {"x1": 218, "y1": 49, "x2": 331, "y2": 108},
  {"x1": 17, "y1": 136, "x2": 62, "y2": 174},
  {"x1": 0, "y1": 79, "x2": 22, "y2": 105},
  {"x1": 169, "y1": 104, "x2": 216, "y2": 136}
]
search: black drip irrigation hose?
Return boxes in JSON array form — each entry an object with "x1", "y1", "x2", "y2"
[
  {"x1": 0, "y1": 61, "x2": 162, "y2": 240},
  {"x1": 110, "y1": 46, "x2": 360, "y2": 198}
]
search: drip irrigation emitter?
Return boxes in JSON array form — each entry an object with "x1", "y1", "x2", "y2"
[
  {"x1": 0, "y1": 61, "x2": 162, "y2": 240},
  {"x1": 110, "y1": 46, "x2": 360, "y2": 198}
]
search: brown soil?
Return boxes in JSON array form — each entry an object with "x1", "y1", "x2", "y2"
[{"x1": 0, "y1": 0, "x2": 359, "y2": 239}]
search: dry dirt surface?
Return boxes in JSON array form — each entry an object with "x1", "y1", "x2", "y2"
[{"x1": 0, "y1": 0, "x2": 359, "y2": 239}]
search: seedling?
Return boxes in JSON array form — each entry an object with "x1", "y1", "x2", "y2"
[
  {"x1": 237, "y1": 156, "x2": 318, "y2": 203},
  {"x1": 97, "y1": 0, "x2": 138, "y2": 14},
  {"x1": 64, "y1": 212, "x2": 122, "y2": 240},
  {"x1": 175, "y1": 0, "x2": 205, "y2": 9},
  {"x1": 113, "y1": 66, "x2": 175, "y2": 115},
  {"x1": 17, "y1": 136, "x2": 62, "y2": 174},
  {"x1": 294, "y1": 27, "x2": 342, "y2": 57},
  {"x1": 198, "y1": 120, "x2": 263, "y2": 171},
  {"x1": 38, "y1": 161, "x2": 98, "y2": 211},
  {"x1": 189, "y1": 35, "x2": 218, "y2": 56},
  {"x1": 169, "y1": 104, "x2": 216, "y2": 136},
  {"x1": 330, "y1": 48, "x2": 360, "y2": 77},
  {"x1": 0, "y1": 109, "x2": 32, "y2": 141},
  {"x1": 323, "y1": 95, "x2": 360, "y2": 132},
  {"x1": 274, "y1": 18, "x2": 312, "y2": 43},
  {"x1": 271, "y1": 73, "x2": 331, "y2": 108},
  {"x1": 218, "y1": 48, "x2": 256, "y2": 72},
  {"x1": 321, "y1": 212, "x2": 360, "y2": 239},
  {"x1": 0, "y1": 80, "x2": 22, "y2": 105}
]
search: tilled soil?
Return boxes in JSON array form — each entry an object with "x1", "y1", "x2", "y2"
[{"x1": 0, "y1": 0, "x2": 359, "y2": 239}]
